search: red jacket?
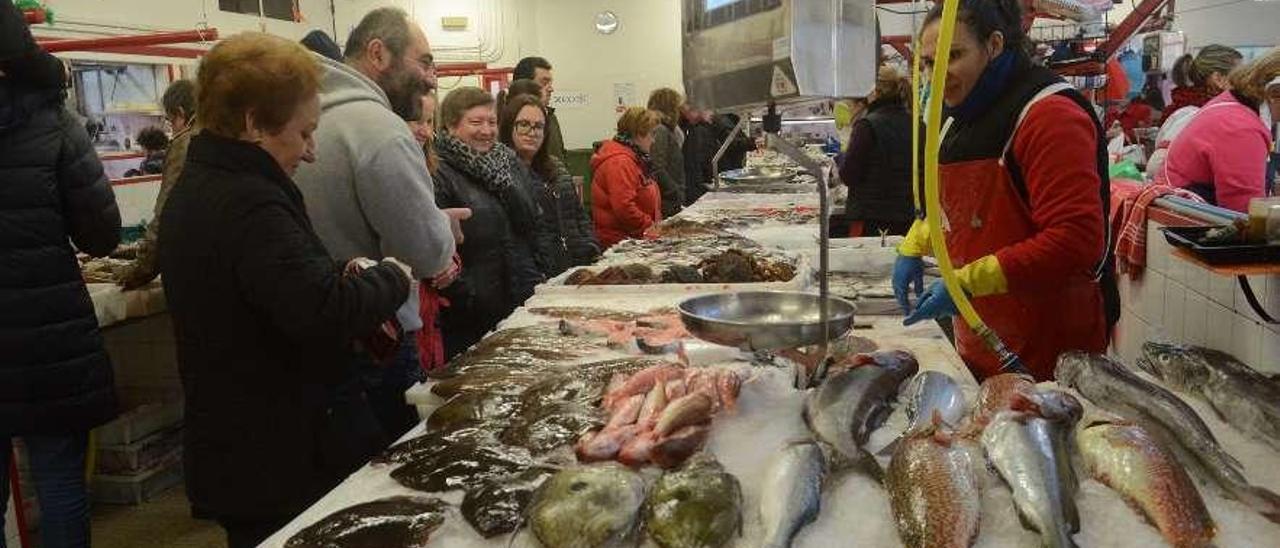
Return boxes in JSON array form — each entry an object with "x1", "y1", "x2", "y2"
[{"x1": 591, "y1": 140, "x2": 661, "y2": 248}]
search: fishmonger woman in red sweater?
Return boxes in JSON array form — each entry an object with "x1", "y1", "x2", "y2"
[
  {"x1": 591, "y1": 107, "x2": 663, "y2": 248},
  {"x1": 893, "y1": 0, "x2": 1118, "y2": 381}
]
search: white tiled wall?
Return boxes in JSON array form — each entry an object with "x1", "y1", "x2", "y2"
[{"x1": 1112, "y1": 221, "x2": 1280, "y2": 374}]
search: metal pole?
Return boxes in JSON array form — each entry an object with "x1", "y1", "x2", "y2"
[
  {"x1": 767, "y1": 133, "x2": 831, "y2": 384},
  {"x1": 710, "y1": 114, "x2": 751, "y2": 190}
]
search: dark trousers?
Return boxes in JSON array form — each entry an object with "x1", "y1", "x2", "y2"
[
  {"x1": 357, "y1": 334, "x2": 425, "y2": 442},
  {"x1": 0, "y1": 433, "x2": 90, "y2": 548},
  {"x1": 218, "y1": 515, "x2": 292, "y2": 548}
]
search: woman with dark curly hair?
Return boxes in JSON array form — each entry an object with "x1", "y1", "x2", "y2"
[{"x1": 126, "y1": 126, "x2": 169, "y2": 176}]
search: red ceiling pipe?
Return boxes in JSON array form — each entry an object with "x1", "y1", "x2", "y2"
[
  {"x1": 38, "y1": 28, "x2": 218, "y2": 53},
  {"x1": 435, "y1": 61, "x2": 488, "y2": 71},
  {"x1": 436, "y1": 67, "x2": 514, "y2": 77}
]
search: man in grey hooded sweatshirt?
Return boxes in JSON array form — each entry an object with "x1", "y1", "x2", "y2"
[{"x1": 293, "y1": 8, "x2": 463, "y2": 441}]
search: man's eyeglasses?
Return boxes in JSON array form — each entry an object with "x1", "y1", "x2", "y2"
[{"x1": 514, "y1": 120, "x2": 545, "y2": 135}]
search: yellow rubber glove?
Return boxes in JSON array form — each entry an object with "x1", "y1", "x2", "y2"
[
  {"x1": 954, "y1": 254, "x2": 1008, "y2": 297},
  {"x1": 898, "y1": 218, "x2": 932, "y2": 257}
]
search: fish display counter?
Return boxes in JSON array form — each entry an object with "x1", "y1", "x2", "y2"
[{"x1": 264, "y1": 190, "x2": 1280, "y2": 548}]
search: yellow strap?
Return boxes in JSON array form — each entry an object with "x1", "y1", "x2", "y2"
[
  {"x1": 898, "y1": 218, "x2": 932, "y2": 257},
  {"x1": 955, "y1": 255, "x2": 1008, "y2": 297}
]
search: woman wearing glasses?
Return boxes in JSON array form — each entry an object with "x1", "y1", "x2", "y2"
[{"x1": 500, "y1": 85, "x2": 600, "y2": 278}]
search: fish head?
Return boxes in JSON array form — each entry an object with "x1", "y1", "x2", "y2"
[
  {"x1": 1010, "y1": 389, "x2": 1083, "y2": 424},
  {"x1": 1052, "y1": 351, "x2": 1094, "y2": 387},
  {"x1": 1137, "y1": 342, "x2": 1207, "y2": 387}
]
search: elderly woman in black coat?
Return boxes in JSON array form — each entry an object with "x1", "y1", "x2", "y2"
[
  {"x1": 157, "y1": 33, "x2": 412, "y2": 547},
  {"x1": 434, "y1": 86, "x2": 543, "y2": 359}
]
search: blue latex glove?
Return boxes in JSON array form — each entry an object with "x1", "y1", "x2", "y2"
[
  {"x1": 903, "y1": 280, "x2": 958, "y2": 326},
  {"x1": 892, "y1": 255, "x2": 926, "y2": 314}
]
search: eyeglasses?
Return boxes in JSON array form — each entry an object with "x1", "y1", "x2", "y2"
[{"x1": 514, "y1": 120, "x2": 545, "y2": 135}]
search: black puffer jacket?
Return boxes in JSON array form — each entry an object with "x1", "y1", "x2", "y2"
[
  {"x1": 434, "y1": 158, "x2": 543, "y2": 359},
  {"x1": 0, "y1": 82, "x2": 122, "y2": 436},
  {"x1": 158, "y1": 132, "x2": 410, "y2": 519},
  {"x1": 520, "y1": 158, "x2": 600, "y2": 277}
]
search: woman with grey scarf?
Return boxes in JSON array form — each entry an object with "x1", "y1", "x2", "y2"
[{"x1": 434, "y1": 87, "x2": 543, "y2": 358}]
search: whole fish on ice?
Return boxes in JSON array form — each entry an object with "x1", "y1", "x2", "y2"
[
  {"x1": 284, "y1": 496, "x2": 448, "y2": 548},
  {"x1": 646, "y1": 453, "x2": 743, "y2": 548},
  {"x1": 886, "y1": 425, "x2": 982, "y2": 548},
  {"x1": 981, "y1": 388, "x2": 1083, "y2": 548},
  {"x1": 1056, "y1": 352, "x2": 1280, "y2": 523},
  {"x1": 902, "y1": 371, "x2": 967, "y2": 433},
  {"x1": 758, "y1": 441, "x2": 828, "y2": 548},
  {"x1": 529, "y1": 463, "x2": 647, "y2": 548},
  {"x1": 1138, "y1": 342, "x2": 1280, "y2": 451},
  {"x1": 1075, "y1": 416, "x2": 1215, "y2": 548},
  {"x1": 803, "y1": 358, "x2": 916, "y2": 470}
]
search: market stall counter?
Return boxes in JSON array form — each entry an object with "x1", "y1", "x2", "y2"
[{"x1": 264, "y1": 188, "x2": 1280, "y2": 547}]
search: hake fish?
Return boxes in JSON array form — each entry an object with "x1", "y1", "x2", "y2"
[
  {"x1": 981, "y1": 389, "x2": 1083, "y2": 548},
  {"x1": 803, "y1": 359, "x2": 916, "y2": 470},
  {"x1": 1138, "y1": 342, "x2": 1280, "y2": 451},
  {"x1": 1075, "y1": 417, "x2": 1215, "y2": 548},
  {"x1": 284, "y1": 496, "x2": 448, "y2": 548},
  {"x1": 529, "y1": 463, "x2": 646, "y2": 548},
  {"x1": 886, "y1": 427, "x2": 982, "y2": 548},
  {"x1": 645, "y1": 453, "x2": 743, "y2": 548},
  {"x1": 759, "y1": 441, "x2": 828, "y2": 548},
  {"x1": 1056, "y1": 352, "x2": 1280, "y2": 523}
]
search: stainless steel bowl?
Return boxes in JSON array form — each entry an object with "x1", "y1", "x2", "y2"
[
  {"x1": 678, "y1": 291, "x2": 856, "y2": 351},
  {"x1": 719, "y1": 166, "x2": 797, "y2": 185}
]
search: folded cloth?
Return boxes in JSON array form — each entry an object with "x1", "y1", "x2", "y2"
[{"x1": 1113, "y1": 183, "x2": 1203, "y2": 278}]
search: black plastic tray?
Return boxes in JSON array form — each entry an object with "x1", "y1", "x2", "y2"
[{"x1": 1161, "y1": 226, "x2": 1280, "y2": 265}]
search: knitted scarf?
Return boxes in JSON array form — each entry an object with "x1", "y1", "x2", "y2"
[
  {"x1": 614, "y1": 133, "x2": 657, "y2": 181},
  {"x1": 435, "y1": 132, "x2": 518, "y2": 195},
  {"x1": 435, "y1": 133, "x2": 537, "y2": 234}
]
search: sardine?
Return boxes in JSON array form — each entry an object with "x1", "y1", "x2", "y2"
[
  {"x1": 646, "y1": 454, "x2": 742, "y2": 548},
  {"x1": 284, "y1": 495, "x2": 447, "y2": 548},
  {"x1": 803, "y1": 361, "x2": 914, "y2": 470},
  {"x1": 759, "y1": 441, "x2": 828, "y2": 548},
  {"x1": 886, "y1": 427, "x2": 982, "y2": 548},
  {"x1": 1056, "y1": 352, "x2": 1280, "y2": 523},
  {"x1": 1076, "y1": 417, "x2": 1215, "y2": 548},
  {"x1": 529, "y1": 463, "x2": 647, "y2": 548},
  {"x1": 1138, "y1": 342, "x2": 1280, "y2": 451},
  {"x1": 981, "y1": 389, "x2": 1082, "y2": 548}
]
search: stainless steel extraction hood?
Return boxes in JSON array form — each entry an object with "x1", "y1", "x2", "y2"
[{"x1": 682, "y1": 0, "x2": 878, "y2": 112}]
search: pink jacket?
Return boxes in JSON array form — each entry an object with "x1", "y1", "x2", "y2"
[{"x1": 1159, "y1": 92, "x2": 1272, "y2": 212}]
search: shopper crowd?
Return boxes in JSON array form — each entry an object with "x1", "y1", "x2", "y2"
[{"x1": 5, "y1": 0, "x2": 1278, "y2": 545}]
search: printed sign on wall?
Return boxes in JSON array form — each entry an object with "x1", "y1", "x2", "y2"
[{"x1": 551, "y1": 90, "x2": 591, "y2": 109}]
